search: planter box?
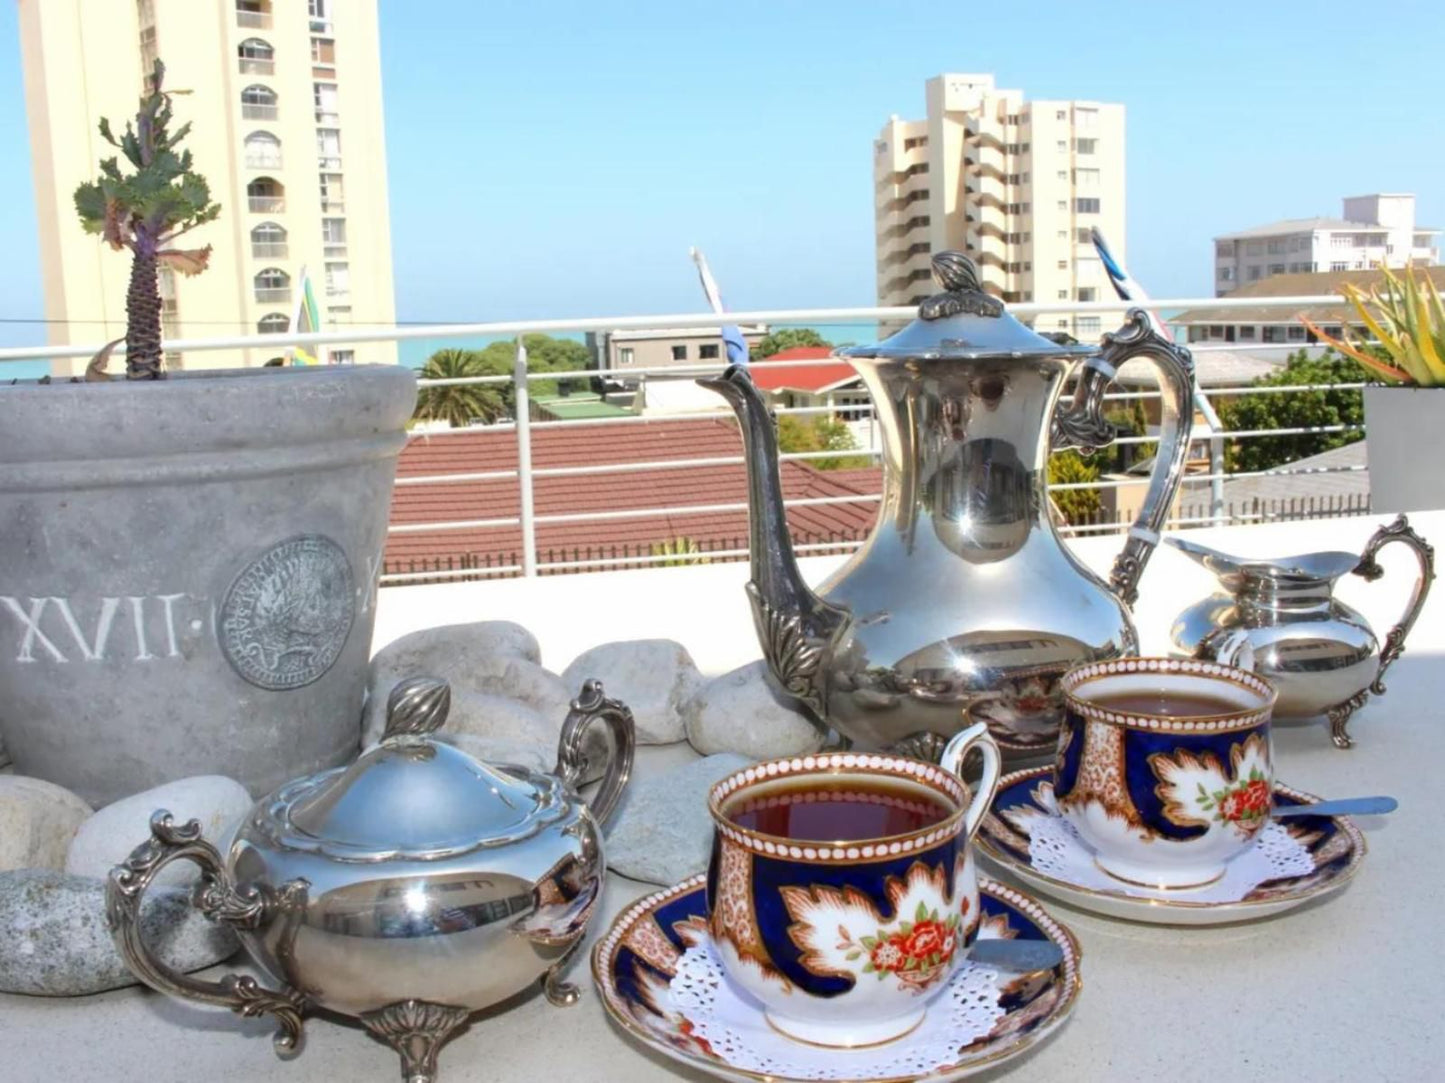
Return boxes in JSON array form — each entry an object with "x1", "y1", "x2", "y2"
[
  {"x1": 0, "y1": 365, "x2": 415, "y2": 806},
  {"x1": 1364, "y1": 385, "x2": 1445, "y2": 514}
]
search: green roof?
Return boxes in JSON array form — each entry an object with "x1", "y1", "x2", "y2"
[{"x1": 535, "y1": 395, "x2": 631, "y2": 420}]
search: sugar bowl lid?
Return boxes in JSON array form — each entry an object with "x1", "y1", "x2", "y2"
[
  {"x1": 254, "y1": 676, "x2": 565, "y2": 861},
  {"x1": 838, "y1": 252, "x2": 1093, "y2": 362}
]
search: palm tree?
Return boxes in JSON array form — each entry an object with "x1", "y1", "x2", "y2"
[{"x1": 413, "y1": 348, "x2": 503, "y2": 427}]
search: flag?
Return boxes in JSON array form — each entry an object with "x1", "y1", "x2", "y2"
[
  {"x1": 1091, "y1": 228, "x2": 1173, "y2": 342},
  {"x1": 690, "y1": 246, "x2": 748, "y2": 365},
  {"x1": 288, "y1": 265, "x2": 327, "y2": 365}
]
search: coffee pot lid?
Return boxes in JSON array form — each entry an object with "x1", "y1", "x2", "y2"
[
  {"x1": 276, "y1": 676, "x2": 563, "y2": 859},
  {"x1": 838, "y1": 252, "x2": 1094, "y2": 362}
]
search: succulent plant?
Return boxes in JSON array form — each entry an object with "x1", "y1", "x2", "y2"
[{"x1": 1300, "y1": 264, "x2": 1445, "y2": 387}]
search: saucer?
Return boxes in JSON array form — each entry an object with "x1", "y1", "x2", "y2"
[
  {"x1": 591, "y1": 875, "x2": 1081, "y2": 1082},
  {"x1": 976, "y1": 766, "x2": 1367, "y2": 926}
]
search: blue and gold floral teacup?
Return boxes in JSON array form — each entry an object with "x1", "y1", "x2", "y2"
[
  {"x1": 705, "y1": 724, "x2": 1001, "y2": 1048},
  {"x1": 1055, "y1": 657, "x2": 1278, "y2": 889}
]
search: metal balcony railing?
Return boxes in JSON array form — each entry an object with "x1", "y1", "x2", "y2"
[
  {"x1": 0, "y1": 293, "x2": 1376, "y2": 583},
  {"x1": 247, "y1": 195, "x2": 284, "y2": 213},
  {"x1": 241, "y1": 104, "x2": 278, "y2": 121},
  {"x1": 236, "y1": 11, "x2": 271, "y2": 29},
  {"x1": 253, "y1": 286, "x2": 292, "y2": 302},
  {"x1": 239, "y1": 58, "x2": 274, "y2": 75}
]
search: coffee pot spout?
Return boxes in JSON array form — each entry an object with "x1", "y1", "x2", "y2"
[{"x1": 697, "y1": 365, "x2": 846, "y2": 718}]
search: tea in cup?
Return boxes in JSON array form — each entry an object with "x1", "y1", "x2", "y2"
[
  {"x1": 705, "y1": 724, "x2": 1001, "y2": 1047},
  {"x1": 1054, "y1": 657, "x2": 1277, "y2": 889}
]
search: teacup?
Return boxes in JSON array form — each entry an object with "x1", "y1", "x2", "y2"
[
  {"x1": 1054, "y1": 657, "x2": 1278, "y2": 889},
  {"x1": 705, "y1": 724, "x2": 1001, "y2": 1048}
]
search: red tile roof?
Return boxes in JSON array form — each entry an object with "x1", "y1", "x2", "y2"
[
  {"x1": 385, "y1": 417, "x2": 879, "y2": 572},
  {"x1": 751, "y1": 347, "x2": 858, "y2": 393}
]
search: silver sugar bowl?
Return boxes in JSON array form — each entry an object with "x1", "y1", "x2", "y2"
[
  {"x1": 1168, "y1": 515, "x2": 1434, "y2": 748},
  {"x1": 106, "y1": 675, "x2": 635, "y2": 1083}
]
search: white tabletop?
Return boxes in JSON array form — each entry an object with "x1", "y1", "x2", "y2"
[{"x1": 3, "y1": 511, "x2": 1440, "y2": 1082}]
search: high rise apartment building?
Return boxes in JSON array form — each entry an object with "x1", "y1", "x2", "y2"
[
  {"x1": 19, "y1": 0, "x2": 397, "y2": 376},
  {"x1": 874, "y1": 74, "x2": 1125, "y2": 340},
  {"x1": 1213, "y1": 194, "x2": 1438, "y2": 296}
]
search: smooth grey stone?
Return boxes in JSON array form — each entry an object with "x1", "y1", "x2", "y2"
[
  {"x1": 0, "y1": 776, "x2": 93, "y2": 873},
  {"x1": 65, "y1": 776, "x2": 252, "y2": 888},
  {"x1": 684, "y1": 659, "x2": 827, "y2": 760},
  {"x1": 607, "y1": 753, "x2": 752, "y2": 886},
  {"x1": 0, "y1": 869, "x2": 238, "y2": 996},
  {"x1": 562, "y1": 639, "x2": 703, "y2": 745}
]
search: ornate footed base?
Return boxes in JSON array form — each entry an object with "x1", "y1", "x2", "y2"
[
  {"x1": 542, "y1": 938, "x2": 585, "y2": 1006},
  {"x1": 360, "y1": 999, "x2": 472, "y2": 1083},
  {"x1": 1326, "y1": 691, "x2": 1369, "y2": 750}
]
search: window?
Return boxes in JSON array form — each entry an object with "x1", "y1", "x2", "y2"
[
  {"x1": 1267, "y1": 239, "x2": 1287, "y2": 254},
  {"x1": 903, "y1": 136, "x2": 928, "y2": 150},
  {"x1": 1057, "y1": 260, "x2": 1068, "y2": 270},
  {"x1": 1075, "y1": 138, "x2": 1096, "y2": 154},
  {"x1": 1331, "y1": 261, "x2": 1349, "y2": 271},
  {"x1": 324, "y1": 261, "x2": 350, "y2": 297},
  {"x1": 1057, "y1": 289, "x2": 1068, "y2": 299},
  {"x1": 316, "y1": 128, "x2": 342, "y2": 169},
  {"x1": 314, "y1": 82, "x2": 339, "y2": 124},
  {"x1": 1057, "y1": 200, "x2": 1067, "y2": 211},
  {"x1": 327, "y1": 306, "x2": 351, "y2": 320},
  {"x1": 1076, "y1": 316, "x2": 1102, "y2": 336},
  {"x1": 238, "y1": 37, "x2": 274, "y2": 74},
  {"x1": 311, "y1": 37, "x2": 336, "y2": 67},
  {"x1": 257, "y1": 313, "x2": 288, "y2": 334},
  {"x1": 307, "y1": 0, "x2": 330, "y2": 30},
  {"x1": 1057, "y1": 170, "x2": 1068, "y2": 181},
  {"x1": 246, "y1": 176, "x2": 283, "y2": 212},
  {"x1": 1055, "y1": 109, "x2": 1066, "y2": 120},
  {"x1": 1057, "y1": 229, "x2": 1068, "y2": 240},
  {"x1": 670, "y1": 345, "x2": 687, "y2": 361},
  {"x1": 1077, "y1": 228, "x2": 1092, "y2": 243},
  {"x1": 1056, "y1": 139, "x2": 1067, "y2": 152},
  {"x1": 1245, "y1": 241, "x2": 1263, "y2": 256},
  {"x1": 1288, "y1": 325, "x2": 1306, "y2": 341},
  {"x1": 699, "y1": 343, "x2": 720, "y2": 360},
  {"x1": 1239, "y1": 326, "x2": 1257, "y2": 340},
  {"x1": 236, "y1": 0, "x2": 271, "y2": 30},
  {"x1": 243, "y1": 131, "x2": 281, "y2": 168},
  {"x1": 322, "y1": 217, "x2": 346, "y2": 256},
  {"x1": 1292, "y1": 236, "x2": 1310, "y2": 252},
  {"x1": 1075, "y1": 107, "x2": 1099, "y2": 131},
  {"x1": 330, "y1": 349, "x2": 355, "y2": 365},
  {"x1": 240, "y1": 84, "x2": 278, "y2": 120},
  {"x1": 250, "y1": 222, "x2": 287, "y2": 258},
  {"x1": 1077, "y1": 287, "x2": 1096, "y2": 302},
  {"x1": 1247, "y1": 266, "x2": 1261, "y2": 280},
  {"x1": 1074, "y1": 167, "x2": 1100, "y2": 189},
  {"x1": 1268, "y1": 263, "x2": 1285, "y2": 275},
  {"x1": 1219, "y1": 266, "x2": 1234, "y2": 281},
  {"x1": 1075, "y1": 198, "x2": 1100, "y2": 214},
  {"x1": 318, "y1": 173, "x2": 344, "y2": 213},
  {"x1": 254, "y1": 267, "x2": 290, "y2": 302},
  {"x1": 1330, "y1": 233, "x2": 1353, "y2": 249},
  {"x1": 618, "y1": 347, "x2": 634, "y2": 366}
]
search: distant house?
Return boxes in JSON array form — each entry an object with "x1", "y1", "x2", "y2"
[
  {"x1": 1172, "y1": 265, "x2": 1445, "y2": 347},
  {"x1": 585, "y1": 325, "x2": 768, "y2": 377},
  {"x1": 385, "y1": 417, "x2": 880, "y2": 575}
]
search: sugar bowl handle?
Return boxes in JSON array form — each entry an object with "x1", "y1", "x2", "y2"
[
  {"x1": 939, "y1": 722, "x2": 1003, "y2": 841},
  {"x1": 105, "y1": 811, "x2": 310, "y2": 1055},
  {"x1": 555, "y1": 679, "x2": 636, "y2": 826},
  {"x1": 1353, "y1": 514, "x2": 1436, "y2": 696}
]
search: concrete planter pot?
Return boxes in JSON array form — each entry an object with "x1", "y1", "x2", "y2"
[
  {"x1": 0, "y1": 366, "x2": 416, "y2": 806},
  {"x1": 1363, "y1": 385, "x2": 1445, "y2": 514}
]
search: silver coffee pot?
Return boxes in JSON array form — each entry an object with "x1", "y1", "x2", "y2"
[
  {"x1": 1168, "y1": 515, "x2": 1435, "y2": 747},
  {"x1": 700, "y1": 252, "x2": 1196, "y2": 758},
  {"x1": 106, "y1": 676, "x2": 635, "y2": 1083}
]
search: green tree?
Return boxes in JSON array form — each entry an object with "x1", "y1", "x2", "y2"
[
  {"x1": 474, "y1": 333, "x2": 592, "y2": 405},
  {"x1": 1215, "y1": 349, "x2": 1364, "y2": 473},
  {"x1": 73, "y1": 60, "x2": 221, "y2": 380},
  {"x1": 751, "y1": 327, "x2": 832, "y2": 361},
  {"x1": 1048, "y1": 450, "x2": 1102, "y2": 523},
  {"x1": 777, "y1": 414, "x2": 870, "y2": 470},
  {"x1": 413, "y1": 348, "x2": 506, "y2": 427}
]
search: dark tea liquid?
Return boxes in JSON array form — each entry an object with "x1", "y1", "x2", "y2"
[
  {"x1": 1086, "y1": 690, "x2": 1241, "y2": 716},
  {"x1": 725, "y1": 778, "x2": 954, "y2": 842}
]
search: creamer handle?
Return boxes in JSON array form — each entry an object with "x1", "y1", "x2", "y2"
[
  {"x1": 1353, "y1": 514, "x2": 1436, "y2": 696},
  {"x1": 555, "y1": 679, "x2": 636, "y2": 827}
]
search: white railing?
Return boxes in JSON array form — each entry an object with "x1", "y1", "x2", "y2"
[{"x1": 0, "y1": 294, "x2": 1370, "y2": 582}]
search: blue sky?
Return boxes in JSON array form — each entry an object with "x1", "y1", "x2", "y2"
[{"x1": 1, "y1": 0, "x2": 1442, "y2": 352}]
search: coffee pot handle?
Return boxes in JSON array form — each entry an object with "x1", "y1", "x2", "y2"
[
  {"x1": 105, "y1": 812, "x2": 309, "y2": 1055},
  {"x1": 1053, "y1": 309, "x2": 1196, "y2": 607},
  {"x1": 1353, "y1": 514, "x2": 1436, "y2": 696},
  {"x1": 939, "y1": 722, "x2": 1003, "y2": 841},
  {"x1": 555, "y1": 679, "x2": 636, "y2": 827}
]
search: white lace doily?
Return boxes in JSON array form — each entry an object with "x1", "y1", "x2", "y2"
[
  {"x1": 663, "y1": 939, "x2": 1007, "y2": 1079},
  {"x1": 1028, "y1": 812, "x2": 1316, "y2": 903}
]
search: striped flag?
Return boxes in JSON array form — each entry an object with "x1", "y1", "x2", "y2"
[
  {"x1": 690, "y1": 247, "x2": 748, "y2": 365},
  {"x1": 288, "y1": 264, "x2": 327, "y2": 365}
]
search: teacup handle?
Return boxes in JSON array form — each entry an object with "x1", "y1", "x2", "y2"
[
  {"x1": 939, "y1": 722, "x2": 1003, "y2": 841},
  {"x1": 104, "y1": 811, "x2": 310, "y2": 1055},
  {"x1": 555, "y1": 679, "x2": 636, "y2": 827},
  {"x1": 1353, "y1": 514, "x2": 1436, "y2": 696}
]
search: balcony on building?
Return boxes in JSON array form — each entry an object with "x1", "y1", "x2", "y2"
[
  {"x1": 240, "y1": 84, "x2": 278, "y2": 121},
  {"x1": 246, "y1": 177, "x2": 284, "y2": 214},
  {"x1": 235, "y1": 0, "x2": 272, "y2": 30},
  {"x1": 253, "y1": 268, "x2": 291, "y2": 304},
  {"x1": 243, "y1": 131, "x2": 282, "y2": 170},
  {"x1": 237, "y1": 38, "x2": 273, "y2": 75},
  {"x1": 250, "y1": 222, "x2": 288, "y2": 260}
]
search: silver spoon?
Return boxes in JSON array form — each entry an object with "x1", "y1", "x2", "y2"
[
  {"x1": 969, "y1": 938, "x2": 1064, "y2": 972},
  {"x1": 1272, "y1": 795, "x2": 1398, "y2": 819}
]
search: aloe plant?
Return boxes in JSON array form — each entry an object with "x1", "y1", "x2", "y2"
[
  {"x1": 1300, "y1": 264, "x2": 1445, "y2": 387},
  {"x1": 73, "y1": 59, "x2": 220, "y2": 380},
  {"x1": 649, "y1": 536, "x2": 710, "y2": 567}
]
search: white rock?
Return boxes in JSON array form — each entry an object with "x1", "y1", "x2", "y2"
[
  {"x1": 0, "y1": 776, "x2": 93, "y2": 873},
  {"x1": 0, "y1": 870, "x2": 237, "y2": 996},
  {"x1": 365, "y1": 657, "x2": 573, "y2": 745},
  {"x1": 65, "y1": 776, "x2": 253, "y2": 887},
  {"x1": 440, "y1": 732, "x2": 553, "y2": 775},
  {"x1": 562, "y1": 640, "x2": 703, "y2": 745},
  {"x1": 606, "y1": 753, "x2": 753, "y2": 886},
  {"x1": 684, "y1": 660, "x2": 828, "y2": 760}
]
